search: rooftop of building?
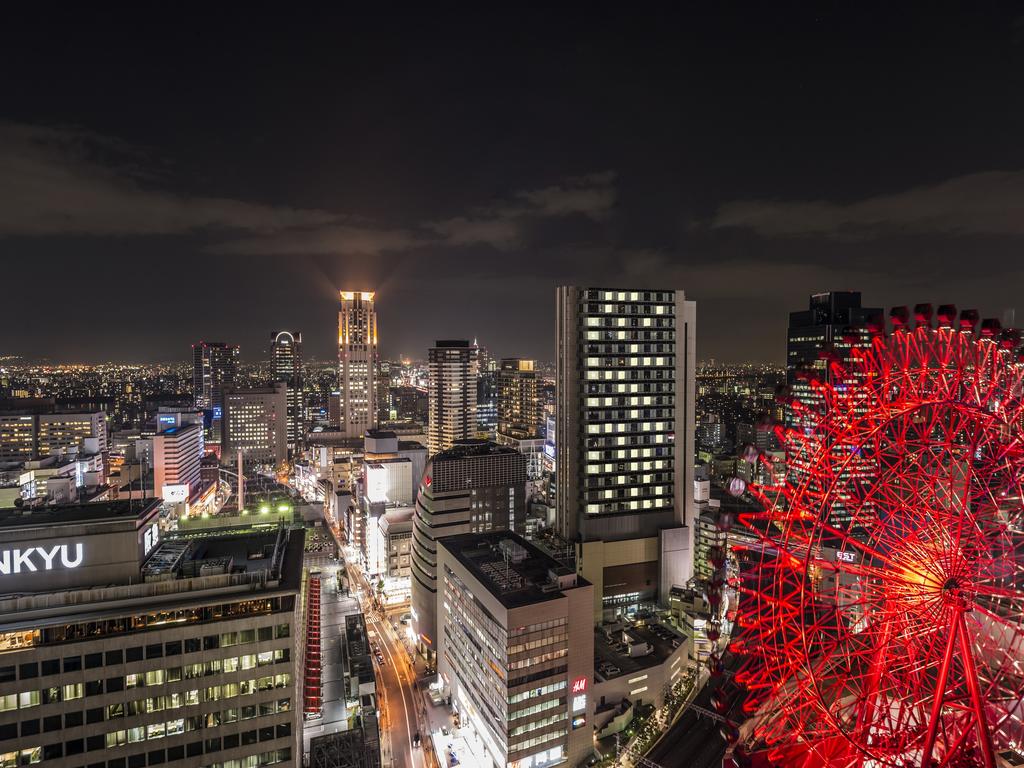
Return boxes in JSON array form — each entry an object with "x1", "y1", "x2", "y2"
[
  {"x1": 379, "y1": 507, "x2": 414, "y2": 535},
  {"x1": 344, "y1": 612, "x2": 376, "y2": 686},
  {"x1": 593, "y1": 619, "x2": 687, "y2": 681},
  {"x1": 432, "y1": 439, "x2": 518, "y2": 462},
  {"x1": 306, "y1": 429, "x2": 364, "y2": 448},
  {"x1": 222, "y1": 383, "x2": 286, "y2": 395},
  {"x1": 143, "y1": 528, "x2": 285, "y2": 580},
  {"x1": 157, "y1": 423, "x2": 201, "y2": 436},
  {"x1": 439, "y1": 530, "x2": 587, "y2": 610},
  {"x1": 0, "y1": 497, "x2": 161, "y2": 530},
  {"x1": 0, "y1": 525, "x2": 304, "y2": 624}
]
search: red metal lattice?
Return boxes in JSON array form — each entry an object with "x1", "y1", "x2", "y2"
[{"x1": 736, "y1": 317, "x2": 1024, "y2": 768}]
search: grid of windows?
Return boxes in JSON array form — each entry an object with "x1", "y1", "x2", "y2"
[
  {"x1": 579, "y1": 290, "x2": 678, "y2": 515},
  {"x1": 338, "y1": 292, "x2": 378, "y2": 438},
  {"x1": 0, "y1": 608, "x2": 296, "y2": 768},
  {"x1": 441, "y1": 565, "x2": 571, "y2": 767}
]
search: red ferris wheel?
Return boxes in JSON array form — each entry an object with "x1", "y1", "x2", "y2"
[{"x1": 735, "y1": 306, "x2": 1024, "y2": 768}]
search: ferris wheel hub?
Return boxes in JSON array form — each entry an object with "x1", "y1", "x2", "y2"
[{"x1": 737, "y1": 323, "x2": 1023, "y2": 768}]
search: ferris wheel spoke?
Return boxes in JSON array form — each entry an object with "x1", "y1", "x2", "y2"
[
  {"x1": 937, "y1": 710, "x2": 976, "y2": 767},
  {"x1": 967, "y1": 602, "x2": 1024, "y2": 647},
  {"x1": 742, "y1": 327, "x2": 1024, "y2": 766},
  {"x1": 919, "y1": 610, "x2": 959, "y2": 767},
  {"x1": 972, "y1": 582, "x2": 1024, "y2": 601},
  {"x1": 818, "y1": 520, "x2": 935, "y2": 582},
  {"x1": 956, "y1": 610, "x2": 998, "y2": 768}
]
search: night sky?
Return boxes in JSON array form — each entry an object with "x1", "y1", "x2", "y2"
[{"x1": 3, "y1": 6, "x2": 1024, "y2": 364}]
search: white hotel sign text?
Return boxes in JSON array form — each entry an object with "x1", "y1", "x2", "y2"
[{"x1": 0, "y1": 543, "x2": 85, "y2": 575}]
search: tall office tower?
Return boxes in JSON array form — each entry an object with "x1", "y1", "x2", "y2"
[
  {"x1": 222, "y1": 383, "x2": 288, "y2": 467},
  {"x1": 437, "y1": 531, "x2": 594, "y2": 768},
  {"x1": 410, "y1": 440, "x2": 526, "y2": 657},
  {"x1": 471, "y1": 340, "x2": 497, "y2": 437},
  {"x1": 327, "y1": 392, "x2": 342, "y2": 429},
  {"x1": 152, "y1": 422, "x2": 204, "y2": 501},
  {"x1": 427, "y1": 340, "x2": 477, "y2": 456},
  {"x1": 786, "y1": 291, "x2": 882, "y2": 526},
  {"x1": 338, "y1": 291, "x2": 378, "y2": 438},
  {"x1": 556, "y1": 286, "x2": 697, "y2": 621},
  {"x1": 375, "y1": 359, "x2": 393, "y2": 423},
  {"x1": 471, "y1": 338, "x2": 492, "y2": 376},
  {"x1": 270, "y1": 331, "x2": 304, "y2": 449},
  {"x1": 192, "y1": 341, "x2": 239, "y2": 441},
  {"x1": 476, "y1": 367, "x2": 498, "y2": 437},
  {"x1": 497, "y1": 358, "x2": 542, "y2": 440},
  {"x1": 495, "y1": 359, "x2": 545, "y2": 481},
  {"x1": 0, "y1": 499, "x2": 302, "y2": 768}
]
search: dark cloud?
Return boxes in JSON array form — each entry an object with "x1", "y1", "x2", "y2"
[
  {"x1": 2, "y1": 5, "x2": 1023, "y2": 364},
  {"x1": 208, "y1": 224, "x2": 423, "y2": 256},
  {"x1": 0, "y1": 119, "x2": 616, "y2": 259},
  {"x1": 425, "y1": 172, "x2": 616, "y2": 249},
  {"x1": 713, "y1": 171, "x2": 1024, "y2": 240},
  {"x1": 0, "y1": 121, "x2": 337, "y2": 236}
]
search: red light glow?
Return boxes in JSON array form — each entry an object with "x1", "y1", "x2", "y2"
[{"x1": 736, "y1": 322, "x2": 1024, "y2": 768}]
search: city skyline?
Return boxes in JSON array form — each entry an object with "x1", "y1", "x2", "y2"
[
  {"x1": 2, "y1": 8, "x2": 1022, "y2": 768},
  {"x1": 4, "y1": 6, "x2": 1024, "y2": 363}
]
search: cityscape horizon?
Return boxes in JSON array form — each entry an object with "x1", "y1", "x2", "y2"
[{"x1": 2, "y1": 7, "x2": 1022, "y2": 768}]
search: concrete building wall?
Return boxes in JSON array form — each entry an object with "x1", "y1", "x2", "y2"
[
  {"x1": 577, "y1": 537, "x2": 659, "y2": 622},
  {"x1": 436, "y1": 538, "x2": 594, "y2": 768}
]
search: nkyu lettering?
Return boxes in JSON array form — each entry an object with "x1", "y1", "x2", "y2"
[{"x1": 0, "y1": 543, "x2": 84, "y2": 574}]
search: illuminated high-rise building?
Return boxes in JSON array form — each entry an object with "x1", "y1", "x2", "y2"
[
  {"x1": 222, "y1": 383, "x2": 288, "y2": 467},
  {"x1": 495, "y1": 358, "x2": 545, "y2": 481},
  {"x1": 427, "y1": 340, "x2": 477, "y2": 456},
  {"x1": 786, "y1": 291, "x2": 882, "y2": 526},
  {"x1": 270, "y1": 330, "x2": 304, "y2": 449},
  {"x1": 0, "y1": 407, "x2": 106, "y2": 462},
  {"x1": 192, "y1": 341, "x2": 238, "y2": 442},
  {"x1": 152, "y1": 422, "x2": 204, "y2": 502},
  {"x1": 556, "y1": 286, "x2": 696, "y2": 621},
  {"x1": 410, "y1": 440, "x2": 526, "y2": 657},
  {"x1": 471, "y1": 340, "x2": 497, "y2": 437},
  {"x1": 338, "y1": 291, "x2": 378, "y2": 438},
  {"x1": 0, "y1": 413, "x2": 36, "y2": 461},
  {"x1": 497, "y1": 358, "x2": 542, "y2": 441},
  {"x1": 38, "y1": 411, "x2": 107, "y2": 458}
]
